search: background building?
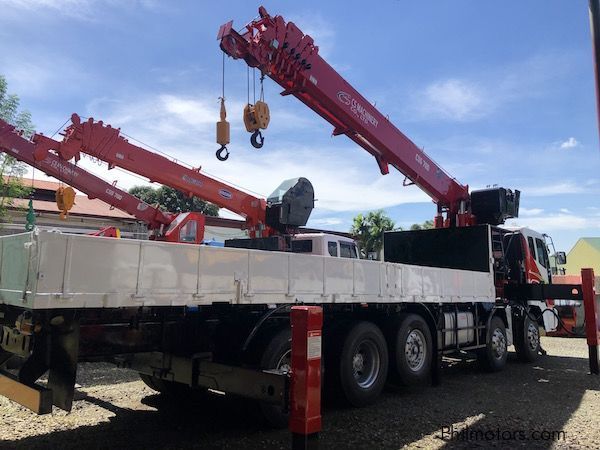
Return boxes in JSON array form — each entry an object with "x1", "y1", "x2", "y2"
[
  {"x1": 1, "y1": 178, "x2": 249, "y2": 241},
  {"x1": 564, "y1": 237, "x2": 600, "y2": 275},
  {"x1": 2, "y1": 178, "x2": 351, "y2": 242}
]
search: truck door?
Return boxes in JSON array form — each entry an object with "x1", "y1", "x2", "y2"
[{"x1": 518, "y1": 231, "x2": 549, "y2": 284}]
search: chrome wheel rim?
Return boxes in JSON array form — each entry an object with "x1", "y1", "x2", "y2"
[
  {"x1": 491, "y1": 328, "x2": 507, "y2": 360},
  {"x1": 405, "y1": 329, "x2": 427, "y2": 372},
  {"x1": 527, "y1": 322, "x2": 540, "y2": 352},
  {"x1": 352, "y1": 339, "x2": 381, "y2": 389}
]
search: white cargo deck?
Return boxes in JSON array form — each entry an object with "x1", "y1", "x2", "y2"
[{"x1": 0, "y1": 231, "x2": 495, "y2": 309}]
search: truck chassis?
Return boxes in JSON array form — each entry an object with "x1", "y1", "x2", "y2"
[{"x1": 0, "y1": 229, "x2": 576, "y2": 426}]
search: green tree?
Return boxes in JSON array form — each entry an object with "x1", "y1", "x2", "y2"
[
  {"x1": 410, "y1": 219, "x2": 434, "y2": 230},
  {"x1": 129, "y1": 185, "x2": 219, "y2": 216},
  {"x1": 128, "y1": 185, "x2": 158, "y2": 205},
  {"x1": 350, "y1": 210, "x2": 395, "y2": 259},
  {"x1": 0, "y1": 75, "x2": 34, "y2": 223}
]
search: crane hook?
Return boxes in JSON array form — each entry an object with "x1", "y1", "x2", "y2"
[
  {"x1": 216, "y1": 145, "x2": 230, "y2": 161},
  {"x1": 250, "y1": 130, "x2": 264, "y2": 149}
]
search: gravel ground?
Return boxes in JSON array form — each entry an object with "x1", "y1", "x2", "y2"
[{"x1": 1, "y1": 336, "x2": 598, "y2": 449}]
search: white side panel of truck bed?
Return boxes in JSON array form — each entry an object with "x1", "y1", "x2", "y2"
[{"x1": 0, "y1": 232, "x2": 495, "y2": 309}]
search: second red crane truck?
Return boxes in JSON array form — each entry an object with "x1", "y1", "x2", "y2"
[{"x1": 0, "y1": 118, "x2": 206, "y2": 244}]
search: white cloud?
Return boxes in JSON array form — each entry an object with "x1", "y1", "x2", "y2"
[
  {"x1": 87, "y1": 92, "x2": 319, "y2": 151},
  {"x1": 559, "y1": 137, "x2": 579, "y2": 149},
  {"x1": 198, "y1": 148, "x2": 430, "y2": 213},
  {"x1": 404, "y1": 52, "x2": 577, "y2": 122},
  {"x1": 3, "y1": 0, "x2": 166, "y2": 20},
  {"x1": 4, "y1": 0, "x2": 99, "y2": 19},
  {"x1": 27, "y1": 141, "x2": 431, "y2": 218},
  {"x1": 288, "y1": 13, "x2": 336, "y2": 60},
  {"x1": 86, "y1": 94, "x2": 232, "y2": 154},
  {"x1": 522, "y1": 182, "x2": 587, "y2": 196},
  {"x1": 520, "y1": 207, "x2": 544, "y2": 216},
  {"x1": 507, "y1": 214, "x2": 598, "y2": 231},
  {"x1": 0, "y1": 51, "x2": 88, "y2": 101},
  {"x1": 412, "y1": 79, "x2": 485, "y2": 121},
  {"x1": 31, "y1": 91, "x2": 431, "y2": 219},
  {"x1": 306, "y1": 217, "x2": 344, "y2": 227}
]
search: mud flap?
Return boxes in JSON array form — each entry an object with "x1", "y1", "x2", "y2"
[
  {"x1": 16, "y1": 316, "x2": 80, "y2": 412},
  {"x1": 47, "y1": 317, "x2": 80, "y2": 411}
]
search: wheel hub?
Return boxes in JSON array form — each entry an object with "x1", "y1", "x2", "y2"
[
  {"x1": 405, "y1": 329, "x2": 426, "y2": 372},
  {"x1": 352, "y1": 353, "x2": 365, "y2": 373},
  {"x1": 352, "y1": 339, "x2": 381, "y2": 389},
  {"x1": 527, "y1": 322, "x2": 540, "y2": 352},
  {"x1": 491, "y1": 328, "x2": 507, "y2": 359}
]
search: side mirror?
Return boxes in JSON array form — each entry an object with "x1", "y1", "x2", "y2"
[{"x1": 554, "y1": 251, "x2": 567, "y2": 265}]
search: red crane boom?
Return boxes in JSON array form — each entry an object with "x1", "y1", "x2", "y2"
[
  {"x1": 31, "y1": 114, "x2": 315, "y2": 238},
  {"x1": 0, "y1": 118, "x2": 205, "y2": 243},
  {"x1": 31, "y1": 114, "x2": 269, "y2": 236},
  {"x1": 218, "y1": 6, "x2": 518, "y2": 227}
]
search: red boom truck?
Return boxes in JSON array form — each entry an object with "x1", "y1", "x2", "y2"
[
  {"x1": 0, "y1": 118, "x2": 205, "y2": 244},
  {"x1": 0, "y1": 6, "x2": 584, "y2": 430}
]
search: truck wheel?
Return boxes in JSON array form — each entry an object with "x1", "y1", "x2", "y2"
[
  {"x1": 334, "y1": 321, "x2": 388, "y2": 407},
  {"x1": 389, "y1": 314, "x2": 432, "y2": 385},
  {"x1": 478, "y1": 316, "x2": 508, "y2": 372},
  {"x1": 514, "y1": 313, "x2": 541, "y2": 362},
  {"x1": 258, "y1": 327, "x2": 291, "y2": 429}
]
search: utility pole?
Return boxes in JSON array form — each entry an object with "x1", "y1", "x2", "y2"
[{"x1": 589, "y1": 0, "x2": 600, "y2": 150}]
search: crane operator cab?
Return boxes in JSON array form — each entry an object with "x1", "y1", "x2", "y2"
[
  {"x1": 265, "y1": 177, "x2": 314, "y2": 232},
  {"x1": 225, "y1": 177, "x2": 315, "y2": 252},
  {"x1": 162, "y1": 212, "x2": 206, "y2": 244}
]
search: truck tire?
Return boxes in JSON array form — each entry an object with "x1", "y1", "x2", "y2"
[
  {"x1": 332, "y1": 321, "x2": 388, "y2": 407},
  {"x1": 514, "y1": 313, "x2": 541, "y2": 362},
  {"x1": 389, "y1": 314, "x2": 432, "y2": 385},
  {"x1": 478, "y1": 316, "x2": 508, "y2": 372},
  {"x1": 258, "y1": 327, "x2": 292, "y2": 429}
]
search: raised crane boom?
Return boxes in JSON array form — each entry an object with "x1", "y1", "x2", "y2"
[
  {"x1": 0, "y1": 119, "x2": 210, "y2": 244},
  {"x1": 218, "y1": 6, "x2": 519, "y2": 227},
  {"x1": 0, "y1": 118, "x2": 174, "y2": 230},
  {"x1": 32, "y1": 114, "x2": 314, "y2": 237}
]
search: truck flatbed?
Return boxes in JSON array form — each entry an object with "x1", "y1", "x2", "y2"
[{"x1": 0, "y1": 231, "x2": 495, "y2": 309}]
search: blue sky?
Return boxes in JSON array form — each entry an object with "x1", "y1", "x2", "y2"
[{"x1": 1, "y1": 1, "x2": 598, "y2": 251}]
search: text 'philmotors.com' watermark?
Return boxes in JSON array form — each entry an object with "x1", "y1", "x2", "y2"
[{"x1": 439, "y1": 425, "x2": 566, "y2": 442}]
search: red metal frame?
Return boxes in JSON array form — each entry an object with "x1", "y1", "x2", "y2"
[
  {"x1": 90, "y1": 226, "x2": 121, "y2": 238},
  {"x1": 0, "y1": 119, "x2": 205, "y2": 243},
  {"x1": 219, "y1": 6, "x2": 471, "y2": 226},
  {"x1": 290, "y1": 306, "x2": 322, "y2": 447},
  {"x1": 32, "y1": 114, "x2": 270, "y2": 237},
  {"x1": 581, "y1": 268, "x2": 599, "y2": 374}
]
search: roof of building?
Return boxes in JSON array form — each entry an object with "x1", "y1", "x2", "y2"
[
  {"x1": 571, "y1": 237, "x2": 600, "y2": 253},
  {"x1": 6, "y1": 176, "x2": 137, "y2": 219},
  {"x1": 6, "y1": 177, "x2": 353, "y2": 235},
  {"x1": 6, "y1": 177, "x2": 66, "y2": 192},
  {"x1": 12, "y1": 197, "x2": 135, "y2": 219},
  {"x1": 575, "y1": 237, "x2": 600, "y2": 252}
]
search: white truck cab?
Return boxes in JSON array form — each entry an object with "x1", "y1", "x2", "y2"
[
  {"x1": 503, "y1": 226, "x2": 552, "y2": 284},
  {"x1": 292, "y1": 233, "x2": 359, "y2": 258},
  {"x1": 503, "y1": 225, "x2": 560, "y2": 331}
]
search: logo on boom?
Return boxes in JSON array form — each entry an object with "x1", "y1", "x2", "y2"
[
  {"x1": 182, "y1": 175, "x2": 203, "y2": 187},
  {"x1": 336, "y1": 91, "x2": 378, "y2": 128},
  {"x1": 337, "y1": 91, "x2": 351, "y2": 105},
  {"x1": 219, "y1": 189, "x2": 233, "y2": 200}
]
